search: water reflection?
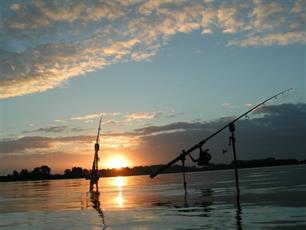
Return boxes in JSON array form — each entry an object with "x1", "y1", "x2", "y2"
[
  {"x1": 152, "y1": 187, "x2": 215, "y2": 217},
  {"x1": 112, "y1": 176, "x2": 126, "y2": 208},
  {"x1": 235, "y1": 191, "x2": 243, "y2": 230},
  {"x1": 116, "y1": 191, "x2": 124, "y2": 207},
  {"x1": 89, "y1": 191, "x2": 107, "y2": 229},
  {"x1": 152, "y1": 183, "x2": 243, "y2": 229},
  {"x1": 1, "y1": 166, "x2": 305, "y2": 229},
  {"x1": 176, "y1": 188, "x2": 214, "y2": 217},
  {"x1": 113, "y1": 176, "x2": 126, "y2": 188}
]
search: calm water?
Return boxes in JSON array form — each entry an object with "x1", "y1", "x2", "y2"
[{"x1": 0, "y1": 165, "x2": 305, "y2": 229}]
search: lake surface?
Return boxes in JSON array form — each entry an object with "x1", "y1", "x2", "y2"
[{"x1": 0, "y1": 165, "x2": 306, "y2": 229}]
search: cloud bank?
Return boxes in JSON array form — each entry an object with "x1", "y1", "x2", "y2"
[
  {"x1": 1, "y1": 103, "x2": 305, "y2": 174},
  {"x1": 0, "y1": 0, "x2": 305, "y2": 98}
]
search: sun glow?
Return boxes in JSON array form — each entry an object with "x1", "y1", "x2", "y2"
[{"x1": 104, "y1": 155, "x2": 129, "y2": 169}]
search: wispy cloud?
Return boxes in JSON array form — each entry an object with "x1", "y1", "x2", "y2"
[
  {"x1": 70, "y1": 114, "x2": 101, "y2": 122},
  {"x1": 22, "y1": 125, "x2": 69, "y2": 134},
  {"x1": 70, "y1": 112, "x2": 120, "y2": 123},
  {"x1": 228, "y1": 31, "x2": 306, "y2": 47},
  {"x1": 125, "y1": 112, "x2": 157, "y2": 121},
  {"x1": 22, "y1": 125, "x2": 86, "y2": 134},
  {"x1": 1, "y1": 0, "x2": 305, "y2": 98},
  {"x1": 69, "y1": 110, "x2": 180, "y2": 124},
  {"x1": 54, "y1": 119, "x2": 66, "y2": 123}
]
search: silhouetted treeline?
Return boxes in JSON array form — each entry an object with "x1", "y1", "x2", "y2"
[
  {"x1": 1, "y1": 158, "x2": 305, "y2": 182},
  {"x1": 64, "y1": 167, "x2": 90, "y2": 178},
  {"x1": 6, "y1": 165, "x2": 52, "y2": 181}
]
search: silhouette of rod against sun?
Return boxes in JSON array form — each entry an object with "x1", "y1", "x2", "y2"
[{"x1": 89, "y1": 115, "x2": 103, "y2": 192}]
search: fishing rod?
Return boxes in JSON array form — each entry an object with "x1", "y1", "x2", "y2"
[
  {"x1": 150, "y1": 88, "x2": 293, "y2": 179},
  {"x1": 96, "y1": 115, "x2": 103, "y2": 144},
  {"x1": 90, "y1": 115, "x2": 103, "y2": 192}
]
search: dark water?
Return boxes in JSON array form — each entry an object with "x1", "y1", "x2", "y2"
[{"x1": 0, "y1": 165, "x2": 305, "y2": 229}]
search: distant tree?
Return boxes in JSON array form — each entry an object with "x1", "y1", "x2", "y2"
[
  {"x1": 64, "y1": 169, "x2": 72, "y2": 176},
  {"x1": 40, "y1": 165, "x2": 51, "y2": 175},
  {"x1": 19, "y1": 169, "x2": 29, "y2": 178},
  {"x1": 71, "y1": 167, "x2": 84, "y2": 178},
  {"x1": 31, "y1": 167, "x2": 41, "y2": 175},
  {"x1": 82, "y1": 169, "x2": 89, "y2": 177},
  {"x1": 12, "y1": 170, "x2": 19, "y2": 177},
  {"x1": 31, "y1": 165, "x2": 51, "y2": 178}
]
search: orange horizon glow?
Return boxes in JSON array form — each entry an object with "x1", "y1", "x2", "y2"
[{"x1": 102, "y1": 154, "x2": 130, "y2": 169}]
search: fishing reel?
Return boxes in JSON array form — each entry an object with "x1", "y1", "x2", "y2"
[
  {"x1": 189, "y1": 146, "x2": 211, "y2": 166},
  {"x1": 197, "y1": 147, "x2": 211, "y2": 166}
]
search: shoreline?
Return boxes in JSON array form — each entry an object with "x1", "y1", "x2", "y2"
[{"x1": 1, "y1": 158, "x2": 305, "y2": 183}]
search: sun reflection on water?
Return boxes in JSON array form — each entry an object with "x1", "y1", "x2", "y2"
[
  {"x1": 112, "y1": 176, "x2": 126, "y2": 208},
  {"x1": 113, "y1": 176, "x2": 126, "y2": 188},
  {"x1": 116, "y1": 191, "x2": 124, "y2": 207}
]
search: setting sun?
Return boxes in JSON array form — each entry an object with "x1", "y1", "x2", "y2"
[{"x1": 104, "y1": 155, "x2": 129, "y2": 169}]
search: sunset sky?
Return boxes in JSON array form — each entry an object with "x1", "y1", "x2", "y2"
[{"x1": 0, "y1": 0, "x2": 305, "y2": 175}]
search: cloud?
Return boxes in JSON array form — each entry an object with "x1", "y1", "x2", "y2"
[
  {"x1": 217, "y1": 5, "x2": 246, "y2": 34},
  {"x1": 70, "y1": 112, "x2": 122, "y2": 123},
  {"x1": 71, "y1": 113, "x2": 101, "y2": 122},
  {"x1": 54, "y1": 119, "x2": 66, "y2": 123},
  {"x1": 123, "y1": 110, "x2": 182, "y2": 124},
  {"x1": 0, "y1": 0, "x2": 305, "y2": 98},
  {"x1": 126, "y1": 112, "x2": 157, "y2": 120},
  {"x1": 228, "y1": 31, "x2": 306, "y2": 47},
  {"x1": 135, "y1": 121, "x2": 206, "y2": 135},
  {"x1": 250, "y1": 0, "x2": 286, "y2": 31},
  {"x1": 22, "y1": 125, "x2": 68, "y2": 134},
  {"x1": 0, "y1": 103, "x2": 305, "y2": 174},
  {"x1": 131, "y1": 47, "x2": 159, "y2": 61},
  {"x1": 22, "y1": 125, "x2": 86, "y2": 134},
  {"x1": 0, "y1": 136, "x2": 52, "y2": 154},
  {"x1": 133, "y1": 103, "x2": 306, "y2": 164},
  {"x1": 5, "y1": 1, "x2": 127, "y2": 29},
  {"x1": 0, "y1": 135, "x2": 96, "y2": 154},
  {"x1": 253, "y1": 103, "x2": 306, "y2": 117},
  {"x1": 68, "y1": 110, "x2": 179, "y2": 125},
  {"x1": 291, "y1": 0, "x2": 305, "y2": 13}
]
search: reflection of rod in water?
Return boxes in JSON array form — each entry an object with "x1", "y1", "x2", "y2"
[
  {"x1": 149, "y1": 88, "x2": 292, "y2": 179},
  {"x1": 235, "y1": 190, "x2": 243, "y2": 230},
  {"x1": 90, "y1": 191, "x2": 107, "y2": 229},
  {"x1": 181, "y1": 152, "x2": 188, "y2": 207},
  {"x1": 90, "y1": 115, "x2": 103, "y2": 192},
  {"x1": 229, "y1": 123, "x2": 240, "y2": 201}
]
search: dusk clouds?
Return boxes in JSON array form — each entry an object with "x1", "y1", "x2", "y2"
[
  {"x1": 1, "y1": 103, "x2": 305, "y2": 173},
  {"x1": 1, "y1": 0, "x2": 305, "y2": 98}
]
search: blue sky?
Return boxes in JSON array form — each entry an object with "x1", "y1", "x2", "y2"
[{"x1": 0, "y1": 0, "x2": 305, "y2": 174}]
